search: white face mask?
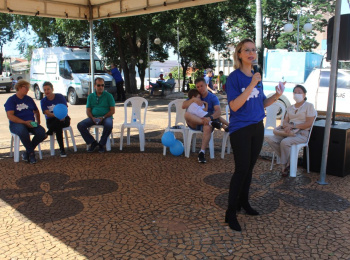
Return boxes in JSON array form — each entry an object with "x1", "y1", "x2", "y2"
[{"x1": 293, "y1": 93, "x2": 304, "y2": 103}]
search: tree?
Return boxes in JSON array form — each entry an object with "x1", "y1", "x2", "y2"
[
  {"x1": 225, "y1": 0, "x2": 335, "y2": 52},
  {"x1": 160, "y1": 4, "x2": 231, "y2": 90},
  {"x1": 0, "y1": 13, "x2": 14, "y2": 75},
  {"x1": 95, "y1": 14, "x2": 170, "y2": 93}
]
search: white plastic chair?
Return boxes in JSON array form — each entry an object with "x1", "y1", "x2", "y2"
[
  {"x1": 10, "y1": 133, "x2": 43, "y2": 162},
  {"x1": 87, "y1": 125, "x2": 114, "y2": 151},
  {"x1": 264, "y1": 101, "x2": 286, "y2": 137},
  {"x1": 270, "y1": 113, "x2": 317, "y2": 177},
  {"x1": 50, "y1": 126, "x2": 77, "y2": 155},
  {"x1": 185, "y1": 129, "x2": 214, "y2": 159},
  {"x1": 163, "y1": 99, "x2": 188, "y2": 155},
  {"x1": 221, "y1": 104, "x2": 231, "y2": 159},
  {"x1": 120, "y1": 97, "x2": 148, "y2": 151}
]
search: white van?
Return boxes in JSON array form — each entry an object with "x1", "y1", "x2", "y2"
[{"x1": 30, "y1": 47, "x2": 116, "y2": 105}]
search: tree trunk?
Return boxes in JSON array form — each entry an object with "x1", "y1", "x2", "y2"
[
  {"x1": 128, "y1": 57, "x2": 138, "y2": 94},
  {"x1": 181, "y1": 64, "x2": 188, "y2": 92},
  {"x1": 126, "y1": 32, "x2": 138, "y2": 94},
  {"x1": 255, "y1": 0, "x2": 264, "y2": 69},
  {"x1": 138, "y1": 64, "x2": 145, "y2": 91},
  {"x1": 0, "y1": 51, "x2": 3, "y2": 76},
  {"x1": 112, "y1": 23, "x2": 130, "y2": 93}
]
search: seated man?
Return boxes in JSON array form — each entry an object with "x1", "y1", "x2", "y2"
[
  {"x1": 159, "y1": 73, "x2": 176, "y2": 94},
  {"x1": 149, "y1": 74, "x2": 165, "y2": 96},
  {"x1": 182, "y1": 77, "x2": 222, "y2": 163},
  {"x1": 77, "y1": 77, "x2": 115, "y2": 153}
]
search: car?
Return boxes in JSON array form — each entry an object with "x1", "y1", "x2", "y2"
[
  {"x1": 0, "y1": 75, "x2": 13, "y2": 93},
  {"x1": 304, "y1": 68, "x2": 350, "y2": 114}
]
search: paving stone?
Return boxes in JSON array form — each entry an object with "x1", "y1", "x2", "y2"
[{"x1": 0, "y1": 98, "x2": 350, "y2": 258}]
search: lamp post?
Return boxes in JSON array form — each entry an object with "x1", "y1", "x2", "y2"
[{"x1": 284, "y1": 10, "x2": 313, "y2": 52}]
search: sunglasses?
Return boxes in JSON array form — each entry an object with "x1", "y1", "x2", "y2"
[{"x1": 96, "y1": 84, "x2": 105, "y2": 87}]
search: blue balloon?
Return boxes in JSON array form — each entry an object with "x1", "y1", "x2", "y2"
[
  {"x1": 53, "y1": 104, "x2": 68, "y2": 120},
  {"x1": 161, "y1": 131, "x2": 176, "y2": 147},
  {"x1": 170, "y1": 140, "x2": 184, "y2": 156}
]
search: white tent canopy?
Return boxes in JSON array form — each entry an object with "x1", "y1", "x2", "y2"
[{"x1": 0, "y1": 0, "x2": 225, "y2": 20}]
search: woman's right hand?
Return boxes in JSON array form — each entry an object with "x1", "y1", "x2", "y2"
[
  {"x1": 251, "y1": 72, "x2": 261, "y2": 87},
  {"x1": 283, "y1": 125, "x2": 292, "y2": 133},
  {"x1": 25, "y1": 121, "x2": 34, "y2": 128}
]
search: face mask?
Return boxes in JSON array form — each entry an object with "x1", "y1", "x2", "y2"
[{"x1": 293, "y1": 93, "x2": 304, "y2": 103}]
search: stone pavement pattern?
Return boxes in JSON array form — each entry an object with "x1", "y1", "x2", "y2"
[{"x1": 0, "y1": 92, "x2": 350, "y2": 259}]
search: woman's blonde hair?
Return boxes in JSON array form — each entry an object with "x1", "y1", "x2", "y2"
[
  {"x1": 15, "y1": 79, "x2": 30, "y2": 92},
  {"x1": 233, "y1": 38, "x2": 255, "y2": 70}
]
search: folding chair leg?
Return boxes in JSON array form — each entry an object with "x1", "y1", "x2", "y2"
[
  {"x1": 289, "y1": 145, "x2": 298, "y2": 177},
  {"x1": 270, "y1": 152, "x2": 275, "y2": 170},
  {"x1": 120, "y1": 125, "x2": 125, "y2": 150},
  {"x1": 209, "y1": 134, "x2": 214, "y2": 159},
  {"x1": 139, "y1": 126, "x2": 145, "y2": 152},
  {"x1": 50, "y1": 135, "x2": 55, "y2": 156}
]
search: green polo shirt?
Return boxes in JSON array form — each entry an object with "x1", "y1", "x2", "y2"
[{"x1": 86, "y1": 91, "x2": 115, "y2": 117}]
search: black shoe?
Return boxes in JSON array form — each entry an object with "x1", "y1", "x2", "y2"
[
  {"x1": 225, "y1": 210, "x2": 241, "y2": 231},
  {"x1": 29, "y1": 153, "x2": 37, "y2": 164},
  {"x1": 198, "y1": 151, "x2": 206, "y2": 163},
  {"x1": 242, "y1": 203, "x2": 259, "y2": 216},
  {"x1": 224, "y1": 127, "x2": 229, "y2": 132},
  {"x1": 98, "y1": 144, "x2": 105, "y2": 153},
  {"x1": 211, "y1": 121, "x2": 222, "y2": 130},
  {"x1": 21, "y1": 152, "x2": 28, "y2": 162},
  {"x1": 60, "y1": 150, "x2": 67, "y2": 158},
  {"x1": 87, "y1": 141, "x2": 98, "y2": 152}
]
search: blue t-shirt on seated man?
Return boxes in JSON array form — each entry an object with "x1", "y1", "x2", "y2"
[{"x1": 182, "y1": 77, "x2": 222, "y2": 164}]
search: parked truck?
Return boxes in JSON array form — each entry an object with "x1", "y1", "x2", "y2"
[{"x1": 30, "y1": 46, "x2": 116, "y2": 105}]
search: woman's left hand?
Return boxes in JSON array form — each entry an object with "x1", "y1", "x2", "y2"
[
  {"x1": 275, "y1": 81, "x2": 286, "y2": 96},
  {"x1": 283, "y1": 125, "x2": 293, "y2": 133}
]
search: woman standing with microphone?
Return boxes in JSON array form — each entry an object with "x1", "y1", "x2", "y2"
[{"x1": 225, "y1": 39, "x2": 283, "y2": 231}]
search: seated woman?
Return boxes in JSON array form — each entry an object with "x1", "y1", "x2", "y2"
[
  {"x1": 266, "y1": 85, "x2": 316, "y2": 177},
  {"x1": 4, "y1": 80, "x2": 47, "y2": 164},
  {"x1": 40, "y1": 81, "x2": 71, "y2": 157}
]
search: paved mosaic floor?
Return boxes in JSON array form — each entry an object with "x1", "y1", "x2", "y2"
[{"x1": 0, "y1": 136, "x2": 350, "y2": 259}]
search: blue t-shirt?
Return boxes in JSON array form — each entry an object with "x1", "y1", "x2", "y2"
[
  {"x1": 226, "y1": 69, "x2": 266, "y2": 133},
  {"x1": 4, "y1": 94, "x2": 38, "y2": 122},
  {"x1": 111, "y1": 67, "x2": 123, "y2": 83},
  {"x1": 41, "y1": 93, "x2": 68, "y2": 119},
  {"x1": 204, "y1": 75, "x2": 214, "y2": 90},
  {"x1": 201, "y1": 91, "x2": 220, "y2": 114}
]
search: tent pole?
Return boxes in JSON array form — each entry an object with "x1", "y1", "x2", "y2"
[
  {"x1": 318, "y1": 0, "x2": 342, "y2": 185},
  {"x1": 89, "y1": 13, "x2": 95, "y2": 94}
]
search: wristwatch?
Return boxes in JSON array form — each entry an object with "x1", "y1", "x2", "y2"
[{"x1": 209, "y1": 115, "x2": 214, "y2": 120}]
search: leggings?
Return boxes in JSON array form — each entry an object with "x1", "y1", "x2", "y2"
[
  {"x1": 46, "y1": 116, "x2": 71, "y2": 151},
  {"x1": 227, "y1": 120, "x2": 264, "y2": 211}
]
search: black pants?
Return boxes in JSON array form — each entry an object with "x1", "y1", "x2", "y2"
[
  {"x1": 227, "y1": 120, "x2": 264, "y2": 211},
  {"x1": 116, "y1": 81, "x2": 126, "y2": 101},
  {"x1": 46, "y1": 116, "x2": 71, "y2": 151}
]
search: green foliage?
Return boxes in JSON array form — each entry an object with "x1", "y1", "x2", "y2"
[
  {"x1": 169, "y1": 66, "x2": 183, "y2": 80},
  {"x1": 225, "y1": 0, "x2": 335, "y2": 52},
  {"x1": 0, "y1": 13, "x2": 14, "y2": 74}
]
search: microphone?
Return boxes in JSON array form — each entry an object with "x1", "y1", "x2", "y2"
[{"x1": 252, "y1": 61, "x2": 262, "y2": 88}]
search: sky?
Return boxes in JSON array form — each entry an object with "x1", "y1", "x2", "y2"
[{"x1": 3, "y1": 0, "x2": 350, "y2": 58}]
